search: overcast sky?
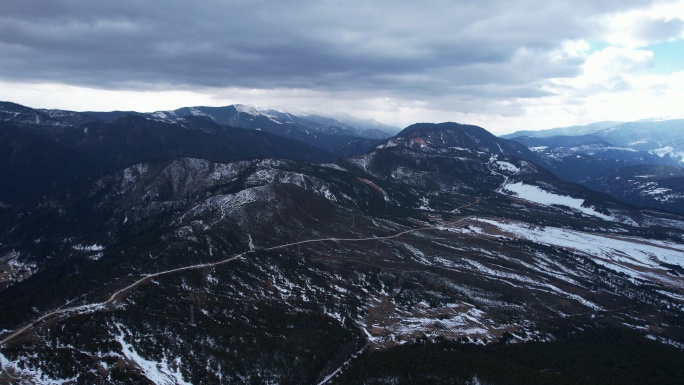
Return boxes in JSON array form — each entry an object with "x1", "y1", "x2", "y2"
[{"x1": 1, "y1": 0, "x2": 683, "y2": 134}]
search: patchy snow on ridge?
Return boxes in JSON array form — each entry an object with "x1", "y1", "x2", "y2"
[
  {"x1": 115, "y1": 325, "x2": 192, "y2": 385},
  {"x1": 503, "y1": 182, "x2": 612, "y2": 220},
  {"x1": 652, "y1": 146, "x2": 674, "y2": 157},
  {"x1": 188, "y1": 108, "x2": 211, "y2": 118},
  {"x1": 495, "y1": 161, "x2": 520, "y2": 174},
  {"x1": 72, "y1": 244, "x2": 105, "y2": 252},
  {"x1": 320, "y1": 163, "x2": 347, "y2": 171},
  {"x1": 151, "y1": 111, "x2": 170, "y2": 120},
  {"x1": 529, "y1": 146, "x2": 548, "y2": 152},
  {"x1": 0, "y1": 352, "x2": 77, "y2": 385},
  {"x1": 473, "y1": 218, "x2": 684, "y2": 286},
  {"x1": 234, "y1": 104, "x2": 261, "y2": 116},
  {"x1": 376, "y1": 139, "x2": 400, "y2": 149},
  {"x1": 348, "y1": 153, "x2": 375, "y2": 174},
  {"x1": 652, "y1": 146, "x2": 684, "y2": 163}
]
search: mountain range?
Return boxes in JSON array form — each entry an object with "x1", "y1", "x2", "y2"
[
  {"x1": 505, "y1": 119, "x2": 684, "y2": 214},
  {"x1": 85, "y1": 104, "x2": 397, "y2": 154},
  {"x1": 0, "y1": 102, "x2": 401, "y2": 206},
  {"x1": 1, "y1": 104, "x2": 684, "y2": 384}
]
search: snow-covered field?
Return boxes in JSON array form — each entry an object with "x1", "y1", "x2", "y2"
[
  {"x1": 502, "y1": 181, "x2": 613, "y2": 220},
  {"x1": 467, "y1": 218, "x2": 684, "y2": 287}
]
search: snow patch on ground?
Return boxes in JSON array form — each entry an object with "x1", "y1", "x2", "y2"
[
  {"x1": 631, "y1": 183, "x2": 683, "y2": 203},
  {"x1": 320, "y1": 163, "x2": 347, "y2": 171},
  {"x1": 652, "y1": 146, "x2": 684, "y2": 163},
  {"x1": 438, "y1": 225, "x2": 485, "y2": 235},
  {"x1": 188, "y1": 108, "x2": 211, "y2": 118},
  {"x1": 495, "y1": 161, "x2": 520, "y2": 174},
  {"x1": 379, "y1": 304, "x2": 498, "y2": 344},
  {"x1": 417, "y1": 196, "x2": 433, "y2": 211},
  {"x1": 0, "y1": 352, "x2": 77, "y2": 384},
  {"x1": 529, "y1": 146, "x2": 548, "y2": 152},
  {"x1": 652, "y1": 146, "x2": 674, "y2": 157},
  {"x1": 502, "y1": 182, "x2": 613, "y2": 220},
  {"x1": 473, "y1": 218, "x2": 684, "y2": 285},
  {"x1": 376, "y1": 139, "x2": 399, "y2": 149},
  {"x1": 115, "y1": 325, "x2": 192, "y2": 385},
  {"x1": 72, "y1": 244, "x2": 105, "y2": 252}
]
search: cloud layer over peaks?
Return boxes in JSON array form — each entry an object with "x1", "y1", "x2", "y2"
[{"x1": 1, "y1": 0, "x2": 683, "y2": 133}]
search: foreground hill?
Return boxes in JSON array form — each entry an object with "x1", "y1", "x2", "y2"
[{"x1": 1, "y1": 122, "x2": 683, "y2": 384}]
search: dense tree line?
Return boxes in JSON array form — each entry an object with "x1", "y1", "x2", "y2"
[{"x1": 334, "y1": 328, "x2": 684, "y2": 385}]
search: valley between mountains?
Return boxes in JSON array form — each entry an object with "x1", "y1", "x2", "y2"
[{"x1": 1, "y1": 104, "x2": 684, "y2": 384}]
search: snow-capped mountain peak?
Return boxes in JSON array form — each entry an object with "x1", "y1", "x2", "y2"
[{"x1": 234, "y1": 104, "x2": 261, "y2": 116}]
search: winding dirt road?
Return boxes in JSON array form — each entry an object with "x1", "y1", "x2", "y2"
[{"x1": 0, "y1": 199, "x2": 478, "y2": 346}]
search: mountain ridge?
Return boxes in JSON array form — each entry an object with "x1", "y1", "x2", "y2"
[
  {"x1": 0, "y1": 107, "x2": 335, "y2": 205},
  {"x1": 83, "y1": 104, "x2": 398, "y2": 154},
  {"x1": 504, "y1": 118, "x2": 684, "y2": 216}
]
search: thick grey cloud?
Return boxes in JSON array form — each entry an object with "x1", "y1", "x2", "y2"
[
  {"x1": 634, "y1": 17, "x2": 684, "y2": 42},
  {"x1": 0, "y1": 0, "x2": 659, "y2": 102}
]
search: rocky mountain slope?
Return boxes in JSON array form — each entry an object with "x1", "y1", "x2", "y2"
[
  {"x1": 0, "y1": 103, "x2": 339, "y2": 205},
  {"x1": 1, "y1": 121, "x2": 683, "y2": 384},
  {"x1": 0, "y1": 101, "x2": 404, "y2": 206}
]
